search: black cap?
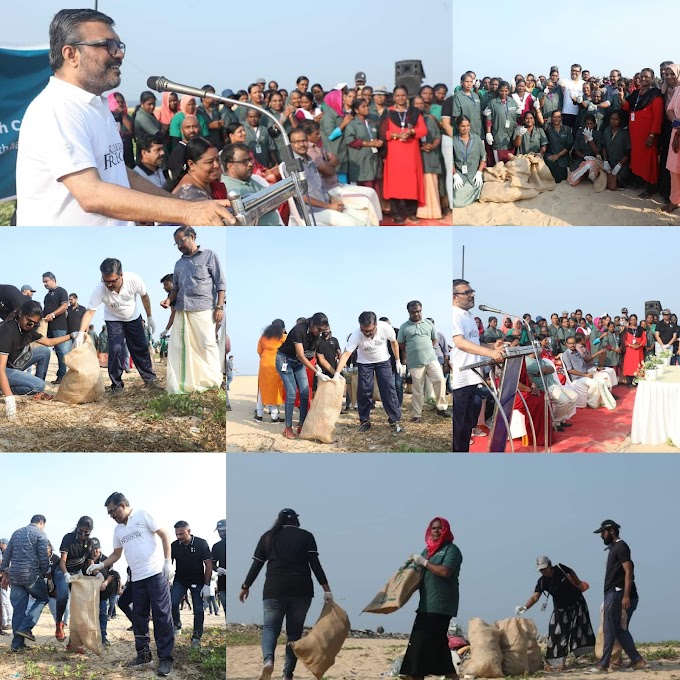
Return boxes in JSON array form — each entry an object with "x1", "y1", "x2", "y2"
[
  {"x1": 593, "y1": 519, "x2": 620, "y2": 533},
  {"x1": 278, "y1": 508, "x2": 299, "y2": 521},
  {"x1": 89, "y1": 537, "x2": 101, "y2": 549}
]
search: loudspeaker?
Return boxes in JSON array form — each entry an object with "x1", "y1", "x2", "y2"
[
  {"x1": 395, "y1": 60, "x2": 426, "y2": 96},
  {"x1": 645, "y1": 300, "x2": 662, "y2": 318}
]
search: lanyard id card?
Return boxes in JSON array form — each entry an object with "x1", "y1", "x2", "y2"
[
  {"x1": 461, "y1": 164, "x2": 468, "y2": 174},
  {"x1": 255, "y1": 143, "x2": 262, "y2": 154},
  {"x1": 505, "y1": 119, "x2": 510, "y2": 128},
  {"x1": 630, "y1": 112, "x2": 636, "y2": 122}
]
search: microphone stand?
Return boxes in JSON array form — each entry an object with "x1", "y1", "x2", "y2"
[{"x1": 148, "y1": 77, "x2": 316, "y2": 226}]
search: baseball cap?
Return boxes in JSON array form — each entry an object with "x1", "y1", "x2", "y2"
[
  {"x1": 373, "y1": 85, "x2": 389, "y2": 95},
  {"x1": 278, "y1": 508, "x2": 299, "y2": 521},
  {"x1": 334, "y1": 82, "x2": 348, "y2": 92},
  {"x1": 536, "y1": 555, "x2": 551, "y2": 571},
  {"x1": 593, "y1": 519, "x2": 620, "y2": 533},
  {"x1": 21, "y1": 285, "x2": 36, "y2": 293},
  {"x1": 536, "y1": 316, "x2": 544, "y2": 322},
  {"x1": 214, "y1": 519, "x2": 226, "y2": 531},
  {"x1": 89, "y1": 537, "x2": 101, "y2": 549},
  {"x1": 663, "y1": 308, "x2": 671, "y2": 315},
  {"x1": 256, "y1": 77, "x2": 266, "y2": 85},
  {"x1": 221, "y1": 88, "x2": 234, "y2": 98},
  {"x1": 355, "y1": 71, "x2": 367, "y2": 82},
  {"x1": 0, "y1": 538, "x2": 8, "y2": 544}
]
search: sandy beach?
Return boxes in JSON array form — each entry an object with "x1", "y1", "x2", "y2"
[
  {"x1": 454, "y1": 182, "x2": 680, "y2": 226},
  {"x1": 226, "y1": 375, "x2": 452, "y2": 453}
]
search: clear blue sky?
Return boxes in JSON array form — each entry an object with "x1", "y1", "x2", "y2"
[
  {"x1": 226, "y1": 227, "x2": 453, "y2": 375},
  {"x1": 227, "y1": 453, "x2": 680, "y2": 641},
  {"x1": 454, "y1": 227, "x2": 679, "y2": 323},
  {"x1": 1, "y1": 0, "x2": 453, "y2": 103},
  {"x1": 2, "y1": 452, "x2": 226, "y2": 576},
  {"x1": 454, "y1": 0, "x2": 672, "y2": 83},
  {"x1": 2, "y1": 227, "x2": 226, "y2": 333}
]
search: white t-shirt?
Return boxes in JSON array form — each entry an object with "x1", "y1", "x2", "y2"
[
  {"x1": 87, "y1": 271, "x2": 146, "y2": 322},
  {"x1": 16, "y1": 77, "x2": 134, "y2": 226},
  {"x1": 113, "y1": 508, "x2": 164, "y2": 582},
  {"x1": 344, "y1": 320, "x2": 395, "y2": 364},
  {"x1": 560, "y1": 78, "x2": 585, "y2": 116},
  {"x1": 451, "y1": 305, "x2": 484, "y2": 389}
]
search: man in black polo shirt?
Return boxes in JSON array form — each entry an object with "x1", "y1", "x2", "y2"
[
  {"x1": 66, "y1": 294, "x2": 87, "y2": 337},
  {"x1": 212, "y1": 519, "x2": 226, "y2": 617},
  {"x1": 42, "y1": 272, "x2": 70, "y2": 384},
  {"x1": 170, "y1": 521, "x2": 213, "y2": 647},
  {"x1": 89, "y1": 537, "x2": 120, "y2": 646},
  {"x1": 0, "y1": 284, "x2": 25, "y2": 322},
  {"x1": 315, "y1": 327, "x2": 341, "y2": 385},
  {"x1": 654, "y1": 308, "x2": 678, "y2": 356},
  {"x1": 590, "y1": 520, "x2": 646, "y2": 673}
]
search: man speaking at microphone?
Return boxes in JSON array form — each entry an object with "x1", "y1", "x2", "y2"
[
  {"x1": 16, "y1": 9, "x2": 234, "y2": 226},
  {"x1": 451, "y1": 279, "x2": 506, "y2": 452}
]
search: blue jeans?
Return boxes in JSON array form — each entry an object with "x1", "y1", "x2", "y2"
[
  {"x1": 54, "y1": 569, "x2": 71, "y2": 624},
  {"x1": 171, "y1": 581, "x2": 205, "y2": 638},
  {"x1": 218, "y1": 591, "x2": 226, "y2": 617},
  {"x1": 394, "y1": 371, "x2": 404, "y2": 406},
  {"x1": 99, "y1": 597, "x2": 109, "y2": 642},
  {"x1": 262, "y1": 597, "x2": 312, "y2": 678},
  {"x1": 5, "y1": 345, "x2": 51, "y2": 394},
  {"x1": 131, "y1": 573, "x2": 174, "y2": 660},
  {"x1": 276, "y1": 352, "x2": 309, "y2": 428},
  {"x1": 358, "y1": 360, "x2": 401, "y2": 424},
  {"x1": 106, "y1": 316, "x2": 156, "y2": 389},
  {"x1": 599, "y1": 591, "x2": 641, "y2": 669},
  {"x1": 9, "y1": 575, "x2": 49, "y2": 650},
  {"x1": 47, "y1": 596, "x2": 70, "y2": 625},
  {"x1": 47, "y1": 329, "x2": 72, "y2": 379}
]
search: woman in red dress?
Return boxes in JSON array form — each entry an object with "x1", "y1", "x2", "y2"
[
  {"x1": 513, "y1": 360, "x2": 552, "y2": 449},
  {"x1": 619, "y1": 68, "x2": 664, "y2": 198},
  {"x1": 621, "y1": 314, "x2": 645, "y2": 387},
  {"x1": 381, "y1": 86, "x2": 428, "y2": 224}
]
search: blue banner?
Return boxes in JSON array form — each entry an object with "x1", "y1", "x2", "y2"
[{"x1": 0, "y1": 47, "x2": 52, "y2": 201}]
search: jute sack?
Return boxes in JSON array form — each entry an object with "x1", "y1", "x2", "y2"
[
  {"x1": 300, "y1": 378, "x2": 345, "y2": 444},
  {"x1": 505, "y1": 157, "x2": 532, "y2": 189},
  {"x1": 69, "y1": 574, "x2": 103, "y2": 655},
  {"x1": 56, "y1": 335, "x2": 105, "y2": 404},
  {"x1": 345, "y1": 369, "x2": 358, "y2": 407},
  {"x1": 497, "y1": 617, "x2": 529, "y2": 676},
  {"x1": 527, "y1": 155, "x2": 557, "y2": 192},
  {"x1": 595, "y1": 602, "x2": 626, "y2": 663},
  {"x1": 518, "y1": 618, "x2": 543, "y2": 672},
  {"x1": 480, "y1": 180, "x2": 539, "y2": 203},
  {"x1": 461, "y1": 618, "x2": 504, "y2": 678},
  {"x1": 362, "y1": 557, "x2": 422, "y2": 614},
  {"x1": 484, "y1": 163, "x2": 507, "y2": 182},
  {"x1": 291, "y1": 601, "x2": 350, "y2": 679}
]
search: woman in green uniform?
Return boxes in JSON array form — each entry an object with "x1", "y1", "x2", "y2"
[
  {"x1": 539, "y1": 70, "x2": 564, "y2": 127},
  {"x1": 320, "y1": 87, "x2": 354, "y2": 183},
  {"x1": 569, "y1": 114, "x2": 603, "y2": 185},
  {"x1": 344, "y1": 99, "x2": 383, "y2": 192},
  {"x1": 545, "y1": 111, "x2": 574, "y2": 183},
  {"x1": 485, "y1": 80, "x2": 520, "y2": 163},
  {"x1": 600, "y1": 321, "x2": 622, "y2": 375},
  {"x1": 602, "y1": 111, "x2": 631, "y2": 190},
  {"x1": 413, "y1": 95, "x2": 443, "y2": 219},
  {"x1": 574, "y1": 82, "x2": 593, "y2": 132},
  {"x1": 589, "y1": 89, "x2": 609, "y2": 130},
  {"x1": 512, "y1": 111, "x2": 548, "y2": 155},
  {"x1": 452, "y1": 73, "x2": 482, "y2": 137},
  {"x1": 452, "y1": 115, "x2": 486, "y2": 208}
]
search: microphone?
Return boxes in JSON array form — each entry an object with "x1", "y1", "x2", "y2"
[
  {"x1": 147, "y1": 76, "x2": 211, "y2": 100},
  {"x1": 478, "y1": 304, "x2": 502, "y2": 314}
]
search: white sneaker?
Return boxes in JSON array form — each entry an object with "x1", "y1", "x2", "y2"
[
  {"x1": 485, "y1": 418, "x2": 493, "y2": 429},
  {"x1": 259, "y1": 662, "x2": 274, "y2": 680},
  {"x1": 472, "y1": 427, "x2": 488, "y2": 437}
]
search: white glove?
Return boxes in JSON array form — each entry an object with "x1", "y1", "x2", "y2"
[
  {"x1": 71, "y1": 331, "x2": 86, "y2": 348},
  {"x1": 533, "y1": 99, "x2": 541, "y2": 110},
  {"x1": 317, "y1": 372, "x2": 331, "y2": 382},
  {"x1": 603, "y1": 160, "x2": 612, "y2": 173},
  {"x1": 4, "y1": 395, "x2": 17, "y2": 419},
  {"x1": 64, "y1": 572, "x2": 73, "y2": 585},
  {"x1": 323, "y1": 591, "x2": 334, "y2": 603},
  {"x1": 582, "y1": 128, "x2": 593, "y2": 142},
  {"x1": 485, "y1": 132, "x2": 494, "y2": 145},
  {"x1": 162, "y1": 559, "x2": 174, "y2": 582},
  {"x1": 474, "y1": 79, "x2": 481, "y2": 89},
  {"x1": 576, "y1": 95, "x2": 583, "y2": 104},
  {"x1": 473, "y1": 171, "x2": 484, "y2": 188},
  {"x1": 483, "y1": 107, "x2": 491, "y2": 118},
  {"x1": 200, "y1": 585, "x2": 211, "y2": 599},
  {"x1": 517, "y1": 125, "x2": 527, "y2": 136},
  {"x1": 543, "y1": 86, "x2": 551, "y2": 95},
  {"x1": 216, "y1": 567, "x2": 227, "y2": 577},
  {"x1": 452, "y1": 173, "x2": 464, "y2": 190},
  {"x1": 160, "y1": 329, "x2": 169, "y2": 339},
  {"x1": 612, "y1": 163, "x2": 622, "y2": 176},
  {"x1": 86, "y1": 563, "x2": 104, "y2": 575},
  {"x1": 147, "y1": 317, "x2": 156, "y2": 335},
  {"x1": 332, "y1": 372, "x2": 343, "y2": 381},
  {"x1": 315, "y1": 367, "x2": 324, "y2": 377},
  {"x1": 584, "y1": 155, "x2": 596, "y2": 161},
  {"x1": 587, "y1": 102, "x2": 597, "y2": 112},
  {"x1": 411, "y1": 554, "x2": 428, "y2": 568},
  {"x1": 395, "y1": 360, "x2": 407, "y2": 377},
  {"x1": 515, "y1": 605, "x2": 527, "y2": 615}
]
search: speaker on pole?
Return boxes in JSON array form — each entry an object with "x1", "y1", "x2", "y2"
[
  {"x1": 394, "y1": 60, "x2": 425, "y2": 97},
  {"x1": 644, "y1": 300, "x2": 662, "y2": 318}
]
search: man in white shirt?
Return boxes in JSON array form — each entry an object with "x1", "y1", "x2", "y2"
[
  {"x1": 15, "y1": 8, "x2": 234, "y2": 226},
  {"x1": 560, "y1": 64, "x2": 585, "y2": 130},
  {"x1": 333, "y1": 311, "x2": 405, "y2": 434},
  {"x1": 73, "y1": 258, "x2": 158, "y2": 393},
  {"x1": 451, "y1": 279, "x2": 505, "y2": 452},
  {"x1": 88, "y1": 492, "x2": 174, "y2": 676}
]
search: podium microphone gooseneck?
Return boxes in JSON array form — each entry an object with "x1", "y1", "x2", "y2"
[{"x1": 147, "y1": 76, "x2": 316, "y2": 226}]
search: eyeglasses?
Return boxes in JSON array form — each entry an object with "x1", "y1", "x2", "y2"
[
  {"x1": 77, "y1": 528, "x2": 91, "y2": 537},
  {"x1": 454, "y1": 289, "x2": 475, "y2": 296},
  {"x1": 230, "y1": 158, "x2": 254, "y2": 166},
  {"x1": 101, "y1": 275, "x2": 122, "y2": 287},
  {"x1": 71, "y1": 38, "x2": 126, "y2": 57},
  {"x1": 107, "y1": 504, "x2": 121, "y2": 516},
  {"x1": 24, "y1": 318, "x2": 39, "y2": 328},
  {"x1": 175, "y1": 235, "x2": 192, "y2": 247}
]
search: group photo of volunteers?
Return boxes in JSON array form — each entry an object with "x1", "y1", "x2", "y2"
[
  {"x1": 226, "y1": 454, "x2": 670, "y2": 680},
  {"x1": 0, "y1": 227, "x2": 226, "y2": 453},
  {"x1": 0, "y1": 452, "x2": 226, "y2": 679},
  {"x1": 3, "y1": 4, "x2": 451, "y2": 226}
]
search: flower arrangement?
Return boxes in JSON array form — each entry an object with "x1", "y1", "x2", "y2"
[
  {"x1": 659, "y1": 350, "x2": 672, "y2": 359},
  {"x1": 632, "y1": 361, "x2": 646, "y2": 385}
]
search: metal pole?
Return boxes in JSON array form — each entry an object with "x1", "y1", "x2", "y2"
[
  {"x1": 461, "y1": 245, "x2": 465, "y2": 279},
  {"x1": 94, "y1": 0, "x2": 98, "y2": 10}
]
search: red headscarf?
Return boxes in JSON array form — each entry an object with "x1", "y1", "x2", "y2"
[
  {"x1": 107, "y1": 92, "x2": 127, "y2": 115},
  {"x1": 425, "y1": 517, "x2": 454, "y2": 558},
  {"x1": 324, "y1": 89, "x2": 344, "y2": 118}
]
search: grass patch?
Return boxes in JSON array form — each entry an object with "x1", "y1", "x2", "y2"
[
  {"x1": 184, "y1": 628, "x2": 226, "y2": 679},
  {"x1": 0, "y1": 200, "x2": 15, "y2": 226},
  {"x1": 142, "y1": 388, "x2": 226, "y2": 423},
  {"x1": 639, "y1": 640, "x2": 680, "y2": 648},
  {"x1": 643, "y1": 647, "x2": 680, "y2": 660},
  {"x1": 225, "y1": 628, "x2": 261, "y2": 647}
]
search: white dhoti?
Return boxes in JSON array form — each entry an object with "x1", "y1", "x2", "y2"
[
  {"x1": 167, "y1": 309, "x2": 222, "y2": 394},
  {"x1": 572, "y1": 376, "x2": 601, "y2": 409},
  {"x1": 218, "y1": 317, "x2": 226, "y2": 375},
  {"x1": 547, "y1": 383, "x2": 578, "y2": 424},
  {"x1": 330, "y1": 186, "x2": 382, "y2": 225},
  {"x1": 587, "y1": 370, "x2": 616, "y2": 410}
]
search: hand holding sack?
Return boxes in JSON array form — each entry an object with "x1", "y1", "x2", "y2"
[
  {"x1": 453, "y1": 173, "x2": 465, "y2": 190},
  {"x1": 362, "y1": 556, "x2": 423, "y2": 614},
  {"x1": 485, "y1": 132, "x2": 494, "y2": 145},
  {"x1": 4, "y1": 395, "x2": 17, "y2": 419},
  {"x1": 473, "y1": 171, "x2": 484, "y2": 189}
]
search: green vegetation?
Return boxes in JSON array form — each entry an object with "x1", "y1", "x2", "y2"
[
  {"x1": 185, "y1": 628, "x2": 226, "y2": 679},
  {"x1": 225, "y1": 628, "x2": 263, "y2": 647},
  {"x1": 0, "y1": 200, "x2": 16, "y2": 226},
  {"x1": 142, "y1": 388, "x2": 226, "y2": 424}
]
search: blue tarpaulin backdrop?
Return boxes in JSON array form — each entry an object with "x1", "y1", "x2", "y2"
[{"x1": 0, "y1": 47, "x2": 51, "y2": 201}]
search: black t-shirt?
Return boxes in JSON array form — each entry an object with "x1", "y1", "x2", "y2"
[
  {"x1": 317, "y1": 335, "x2": 340, "y2": 375},
  {"x1": 656, "y1": 320, "x2": 678, "y2": 345},
  {"x1": 171, "y1": 536, "x2": 212, "y2": 585},
  {"x1": 604, "y1": 539, "x2": 638, "y2": 597},
  {"x1": 0, "y1": 319, "x2": 42, "y2": 368},
  {"x1": 534, "y1": 563, "x2": 582, "y2": 609},
  {"x1": 442, "y1": 95, "x2": 453, "y2": 120},
  {"x1": 59, "y1": 531, "x2": 95, "y2": 575},
  {"x1": 278, "y1": 322, "x2": 320, "y2": 360},
  {"x1": 43, "y1": 286, "x2": 69, "y2": 331},
  {"x1": 0, "y1": 285, "x2": 25, "y2": 321},
  {"x1": 66, "y1": 304, "x2": 87, "y2": 334},
  {"x1": 167, "y1": 141, "x2": 187, "y2": 183},
  {"x1": 97, "y1": 554, "x2": 120, "y2": 599},
  {"x1": 212, "y1": 537, "x2": 226, "y2": 592}
]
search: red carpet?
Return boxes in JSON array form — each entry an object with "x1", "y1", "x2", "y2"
[
  {"x1": 379, "y1": 217, "x2": 450, "y2": 226},
  {"x1": 470, "y1": 384, "x2": 634, "y2": 453}
]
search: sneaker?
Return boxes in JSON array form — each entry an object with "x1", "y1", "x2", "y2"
[
  {"x1": 191, "y1": 637, "x2": 200, "y2": 648},
  {"x1": 51, "y1": 377, "x2": 62, "y2": 385},
  {"x1": 485, "y1": 418, "x2": 493, "y2": 429},
  {"x1": 126, "y1": 626, "x2": 134, "y2": 632},
  {"x1": 259, "y1": 662, "x2": 274, "y2": 680},
  {"x1": 271, "y1": 416, "x2": 280, "y2": 423},
  {"x1": 173, "y1": 625, "x2": 182, "y2": 636},
  {"x1": 55, "y1": 622, "x2": 65, "y2": 641},
  {"x1": 471, "y1": 427, "x2": 487, "y2": 437},
  {"x1": 144, "y1": 379, "x2": 163, "y2": 391},
  {"x1": 17, "y1": 630, "x2": 36, "y2": 642},
  {"x1": 436, "y1": 409, "x2": 452, "y2": 418},
  {"x1": 586, "y1": 666, "x2": 607, "y2": 674},
  {"x1": 410, "y1": 417, "x2": 421, "y2": 423},
  {"x1": 10, "y1": 645, "x2": 26, "y2": 653},
  {"x1": 253, "y1": 415, "x2": 263, "y2": 422},
  {"x1": 106, "y1": 386, "x2": 125, "y2": 396},
  {"x1": 157, "y1": 658, "x2": 172, "y2": 676},
  {"x1": 127, "y1": 653, "x2": 153, "y2": 668},
  {"x1": 392, "y1": 422, "x2": 404, "y2": 434},
  {"x1": 102, "y1": 638, "x2": 111, "y2": 647},
  {"x1": 356, "y1": 421, "x2": 371, "y2": 433},
  {"x1": 562, "y1": 422, "x2": 573, "y2": 427}
]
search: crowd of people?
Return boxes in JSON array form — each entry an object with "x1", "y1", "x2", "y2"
[
  {"x1": 0, "y1": 228, "x2": 225, "y2": 419},
  {"x1": 249, "y1": 304, "x2": 452, "y2": 440},
  {"x1": 451, "y1": 63, "x2": 680, "y2": 211},
  {"x1": 0, "y1": 496, "x2": 226, "y2": 677}
]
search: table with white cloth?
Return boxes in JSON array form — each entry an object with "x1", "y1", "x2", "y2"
[{"x1": 630, "y1": 366, "x2": 680, "y2": 446}]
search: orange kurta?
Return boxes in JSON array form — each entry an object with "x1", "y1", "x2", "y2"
[
  {"x1": 257, "y1": 334, "x2": 286, "y2": 405},
  {"x1": 382, "y1": 112, "x2": 428, "y2": 203}
]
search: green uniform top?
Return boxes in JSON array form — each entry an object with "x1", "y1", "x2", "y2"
[
  {"x1": 320, "y1": 108, "x2": 349, "y2": 174},
  {"x1": 545, "y1": 125, "x2": 574, "y2": 167},
  {"x1": 540, "y1": 84, "x2": 564, "y2": 120},
  {"x1": 556, "y1": 326, "x2": 576, "y2": 351},
  {"x1": 574, "y1": 99, "x2": 592, "y2": 133},
  {"x1": 488, "y1": 97, "x2": 520, "y2": 149},
  {"x1": 222, "y1": 175, "x2": 280, "y2": 226},
  {"x1": 602, "y1": 127, "x2": 631, "y2": 167},
  {"x1": 98, "y1": 331, "x2": 109, "y2": 353},
  {"x1": 244, "y1": 124, "x2": 276, "y2": 168},
  {"x1": 480, "y1": 91, "x2": 497, "y2": 111},
  {"x1": 417, "y1": 542, "x2": 462, "y2": 617},
  {"x1": 526, "y1": 356, "x2": 558, "y2": 389},
  {"x1": 599, "y1": 332, "x2": 621, "y2": 367},
  {"x1": 344, "y1": 117, "x2": 381, "y2": 182},
  {"x1": 453, "y1": 133, "x2": 485, "y2": 179},
  {"x1": 452, "y1": 90, "x2": 482, "y2": 137},
  {"x1": 429, "y1": 103, "x2": 443, "y2": 121},
  {"x1": 398, "y1": 318, "x2": 437, "y2": 368},
  {"x1": 483, "y1": 327, "x2": 504, "y2": 343},
  {"x1": 420, "y1": 114, "x2": 442, "y2": 174},
  {"x1": 571, "y1": 127, "x2": 603, "y2": 169},
  {"x1": 513, "y1": 126, "x2": 548, "y2": 154}
]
